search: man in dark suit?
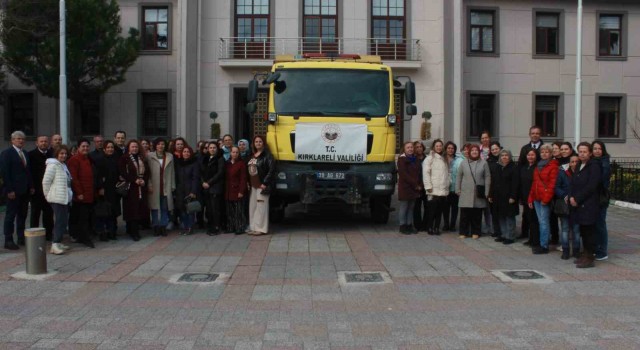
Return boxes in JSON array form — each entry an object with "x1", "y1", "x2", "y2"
[
  {"x1": 518, "y1": 125, "x2": 544, "y2": 167},
  {"x1": 0, "y1": 131, "x2": 34, "y2": 250},
  {"x1": 28, "y1": 135, "x2": 54, "y2": 241},
  {"x1": 114, "y1": 130, "x2": 127, "y2": 158}
]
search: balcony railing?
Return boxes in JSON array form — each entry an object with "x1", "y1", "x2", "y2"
[{"x1": 218, "y1": 37, "x2": 421, "y2": 61}]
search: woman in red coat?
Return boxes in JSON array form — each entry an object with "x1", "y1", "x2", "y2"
[
  {"x1": 118, "y1": 140, "x2": 150, "y2": 241},
  {"x1": 225, "y1": 146, "x2": 248, "y2": 234},
  {"x1": 528, "y1": 143, "x2": 559, "y2": 254},
  {"x1": 397, "y1": 141, "x2": 423, "y2": 234}
]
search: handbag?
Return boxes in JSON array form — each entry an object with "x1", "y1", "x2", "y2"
[
  {"x1": 184, "y1": 196, "x2": 202, "y2": 213},
  {"x1": 94, "y1": 198, "x2": 112, "y2": 218},
  {"x1": 468, "y1": 161, "x2": 486, "y2": 199},
  {"x1": 553, "y1": 197, "x2": 570, "y2": 216},
  {"x1": 115, "y1": 181, "x2": 129, "y2": 197}
]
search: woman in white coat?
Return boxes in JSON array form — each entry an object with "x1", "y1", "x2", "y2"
[
  {"x1": 423, "y1": 139, "x2": 450, "y2": 235},
  {"x1": 146, "y1": 138, "x2": 176, "y2": 236},
  {"x1": 42, "y1": 145, "x2": 73, "y2": 255}
]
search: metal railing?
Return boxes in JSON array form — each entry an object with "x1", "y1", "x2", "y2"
[
  {"x1": 218, "y1": 37, "x2": 421, "y2": 61},
  {"x1": 610, "y1": 158, "x2": 640, "y2": 204}
]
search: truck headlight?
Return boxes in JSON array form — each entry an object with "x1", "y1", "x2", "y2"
[
  {"x1": 268, "y1": 113, "x2": 278, "y2": 123},
  {"x1": 376, "y1": 173, "x2": 393, "y2": 181},
  {"x1": 277, "y1": 172, "x2": 286, "y2": 180},
  {"x1": 387, "y1": 114, "x2": 397, "y2": 125}
]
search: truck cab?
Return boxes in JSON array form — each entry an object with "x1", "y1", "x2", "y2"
[{"x1": 246, "y1": 53, "x2": 416, "y2": 224}]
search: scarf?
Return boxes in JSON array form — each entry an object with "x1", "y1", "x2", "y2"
[
  {"x1": 537, "y1": 158, "x2": 549, "y2": 170},
  {"x1": 238, "y1": 139, "x2": 250, "y2": 158},
  {"x1": 129, "y1": 153, "x2": 146, "y2": 199}
]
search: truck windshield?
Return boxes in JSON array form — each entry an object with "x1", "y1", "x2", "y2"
[{"x1": 273, "y1": 69, "x2": 391, "y2": 117}]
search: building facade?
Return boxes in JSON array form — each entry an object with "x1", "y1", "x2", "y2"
[{"x1": 2, "y1": 0, "x2": 639, "y2": 156}]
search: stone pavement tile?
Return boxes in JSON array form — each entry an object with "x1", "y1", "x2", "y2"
[
  {"x1": 224, "y1": 322, "x2": 266, "y2": 340},
  {"x1": 31, "y1": 338, "x2": 65, "y2": 348},
  {"x1": 251, "y1": 285, "x2": 282, "y2": 301},
  {"x1": 166, "y1": 340, "x2": 196, "y2": 350}
]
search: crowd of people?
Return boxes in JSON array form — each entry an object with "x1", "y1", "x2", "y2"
[
  {"x1": 1, "y1": 126, "x2": 612, "y2": 269},
  {"x1": 396, "y1": 126, "x2": 611, "y2": 269},
  {"x1": 1, "y1": 130, "x2": 275, "y2": 255}
]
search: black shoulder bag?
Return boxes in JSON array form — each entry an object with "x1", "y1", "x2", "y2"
[{"x1": 468, "y1": 161, "x2": 486, "y2": 199}]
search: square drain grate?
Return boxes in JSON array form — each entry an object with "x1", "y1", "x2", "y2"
[
  {"x1": 491, "y1": 270, "x2": 553, "y2": 284},
  {"x1": 338, "y1": 271, "x2": 392, "y2": 286},
  {"x1": 169, "y1": 273, "x2": 221, "y2": 284}
]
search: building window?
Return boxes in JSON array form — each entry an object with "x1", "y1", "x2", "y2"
[
  {"x1": 599, "y1": 14, "x2": 622, "y2": 57},
  {"x1": 468, "y1": 8, "x2": 498, "y2": 55},
  {"x1": 141, "y1": 6, "x2": 170, "y2": 51},
  {"x1": 371, "y1": 0, "x2": 406, "y2": 59},
  {"x1": 303, "y1": 0, "x2": 338, "y2": 53},
  {"x1": 535, "y1": 12, "x2": 560, "y2": 55},
  {"x1": 73, "y1": 95, "x2": 101, "y2": 136},
  {"x1": 535, "y1": 95, "x2": 559, "y2": 138},
  {"x1": 468, "y1": 93, "x2": 497, "y2": 139},
  {"x1": 140, "y1": 92, "x2": 170, "y2": 137},
  {"x1": 235, "y1": 0, "x2": 269, "y2": 42},
  {"x1": 598, "y1": 96, "x2": 622, "y2": 138},
  {"x1": 7, "y1": 92, "x2": 36, "y2": 137}
]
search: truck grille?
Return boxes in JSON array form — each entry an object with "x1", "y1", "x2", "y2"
[{"x1": 290, "y1": 132, "x2": 373, "y2": 154}]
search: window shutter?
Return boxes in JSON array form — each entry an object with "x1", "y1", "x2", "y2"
[{"x1": 600, "y1": 15, "x2": 621, "y2": 29}]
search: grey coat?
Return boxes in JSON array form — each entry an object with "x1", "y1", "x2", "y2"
[{"x1": 456, "y1": 159, "x2": 491, "y2": 209}]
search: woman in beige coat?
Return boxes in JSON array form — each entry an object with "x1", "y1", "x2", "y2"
[
  {"x1": 423, "y1": 139, "x2": 450, "y2": 235},
  {"x1": 146, "y1": 138, "x2": 176, "y2": 236}
]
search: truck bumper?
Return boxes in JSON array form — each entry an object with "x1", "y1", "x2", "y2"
[{"x1": 273, "y1": 161, "x2": 396, "y2": 205}]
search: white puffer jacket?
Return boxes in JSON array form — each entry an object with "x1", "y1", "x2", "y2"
[
  {"x1": 42, "y1": 158, "x2": 73, "y2": 205},
  {"x1": 423, "y1": 151, "x2": 450, "y2": 197}
]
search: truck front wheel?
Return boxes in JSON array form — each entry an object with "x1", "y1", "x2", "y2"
[{"x1": 370, "y1": 195, "x2": 391, "y2": 224}]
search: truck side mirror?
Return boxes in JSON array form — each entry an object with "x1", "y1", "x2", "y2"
[
  {"x1": 247, "y1": 80, "x2": 258, "y2": 102},
  {"x1": 245, "y1": 102, "x2": 257, "y2": 114},
  {"x1": 405, "y1": 105, "x2": 417, "y2": 116},
  {"x1": 405, "y1": 81, "x2": 416, "y2": 104},
  {"x1": 264, "y1": 72, "x2": 281, "y2": 84}
]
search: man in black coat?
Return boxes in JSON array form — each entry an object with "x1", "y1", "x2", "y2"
[
  {"x1": 114, "y1": 130, "x2": 127, "y2": 158},
  {"x1": 1, "y1": 131, "x2": 34, "y2": 250},
  {"x1": 28, "y1": 135, "x2": 54, "y2": 241},
  {"x1": 518, "y1": 125, "x2": 544, "y2": 166}
]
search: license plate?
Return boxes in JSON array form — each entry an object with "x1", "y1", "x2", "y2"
[{"x1": 316, "y1": 172, "x2": 345, "y2": 180}]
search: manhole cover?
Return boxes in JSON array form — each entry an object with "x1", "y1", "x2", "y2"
[
  {"x1": 177, "y1": 273, "x2": 219, "y2": 283},
  {"x1": 345, "y1": 272, "x2": 384, "y2": 283},
  {"x1": 491, "y1": 270, "x2": 553, "y2": 284},
  {"x1": 338, "y1": 271, "x2": 392, "y2": 285}
]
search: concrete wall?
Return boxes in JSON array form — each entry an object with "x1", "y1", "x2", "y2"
[{"x1": 463, "y1": 0, "x2": 640, "y2": 157}]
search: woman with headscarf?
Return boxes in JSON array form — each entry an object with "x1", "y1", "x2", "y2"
[
  {"x1": 488, "y1": 149, "x2": 519, "y2": 245},
  {"x1": 238, "y1": 139, "x2": 251, "y2": 163},
  {"x1": 456, "y1": 144, "x2": 491, "y2": 239}
]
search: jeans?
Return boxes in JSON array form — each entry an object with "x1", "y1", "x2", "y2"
[
  {"x1": 50, "y1": 203, "x2": 69, "y2": 243},
  {"x1": 595, "y1": 206, "x2": 608, "y2": 257},
  {"x1": 151, "y1": 196, "x2": 170, "y2": 227},
  {"x1": 533, "y1": 201, "x2": 551, "y2": 249},
  {"x1": 559, "y1": 217, "x2": 582, "y2": 252},
  {"x1": 481, "y1": 206, "x2": 493, "y2": 234},
  {"x1": 499, "y1": 216, "x2": 516, "y2": 240},
  {"x1": 398, "y1": 199, "x2": 416, "y2": 226},
  {"x1": 180, "y1": 212, "x2": 194, "y2": 230}
]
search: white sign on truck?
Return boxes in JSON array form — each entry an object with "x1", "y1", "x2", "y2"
[{"x1": 295, "y1": 123, "x2": 367, "y2": 163}]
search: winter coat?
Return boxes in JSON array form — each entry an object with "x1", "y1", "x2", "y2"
[
  {"x1": 448, "y1": 154, "x2": 465, "y2": 192},
  {"x1": 67, "y1": 153, "x2": 95, "y2": 204},
  {"x1": 397, "y1": 154, "x2": 422, "y2": 201},
  {"x1": 175, "y1": 157, "x2": 200, "y2": 212},
  {"x1": 118, "y1": 154, "x2": 150, "y2": 222},
  {"x1": 248, "y1": 150, "x2": 276, "y2": 194},
  {"x1": 423, "y1": 152, "x2": 450, "y2": 197},
  {"x1": 528, "y1": 159, "x2": 559, "y2": 205},
  {"x1": 489, "y1": 161, "x2": 519, "y2": 217},
  {"x1": 593, "y1": 155, "x2": 611, "y2": 190},
  {"x1": 42, "y1": 158, "x2": 72, "y2": 205},
  {"x1": 28, "y1": 148, "x2": 53, "y2": 196},
  {"x1": 225, "y1": 159, "x2": 248, "y2": 201},
  {"x1": 456, "y1": 159, "x2": 491, "y2": 209},
  {"x1": 94, "y1": 153, "x2": 122, "y2": 217},
  {"x1": 555, "y1": 168, "x2": 572, "y2": 200},
  {"x1": 146, "y1": 152, "x2": 176, "y2": 211},
  {"x1": 518, "y1": 162, "x2": 535, "y2": 205},
  {"x1": 201, "y1": 154, "x2": 225, "y2": 195},
  {"x1": 569, "y1": 159, "x2": 602, "y2": 225}
]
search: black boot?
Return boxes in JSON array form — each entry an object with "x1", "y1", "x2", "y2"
[
  {"x1": 99, "y1": 231, "x2": 108, "y2": 242},
  {"x1": 153, "y1": 226, "x2": 160, "y2": 237},
  {"x1": 108, "y1": 231, "x2": 117, "y2": 240},
  {"x1": 161, "y1": 227, "x2": 167, "y2": 237},
  {"x1": 561, "y1": 250, "x2": 570, "y2": 260}
]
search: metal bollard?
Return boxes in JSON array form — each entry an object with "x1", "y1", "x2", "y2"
[{"x1": 24, "y1": 228, "x2": 47, "y2": 275}]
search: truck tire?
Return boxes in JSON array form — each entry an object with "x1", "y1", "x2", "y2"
[
  {"x1": 370, "y1": 195, "x2": 391, "y2": 224},
  {"x1": 269, "y1": 197, "x2": 286, "y2": 223}
]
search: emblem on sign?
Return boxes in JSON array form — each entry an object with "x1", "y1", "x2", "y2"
[{"x1": 321, "y1": 124, "x2": 342, "y2": 144}]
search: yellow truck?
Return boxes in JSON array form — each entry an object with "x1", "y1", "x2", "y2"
[{"x1": 246, "y1": 53, "x2": 416, "y2": 224}]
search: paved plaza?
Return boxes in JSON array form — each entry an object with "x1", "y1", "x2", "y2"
[{"x1": 1, "y1": 204, "x2": 640, "y2": 349}]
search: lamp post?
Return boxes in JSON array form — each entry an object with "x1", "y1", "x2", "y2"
[
  {"x1": 59, "y1": 0, "x2": 68, "y2": 143},
  {"x1": 574, "y1": 0, "x2": 583, "y2": 145}
]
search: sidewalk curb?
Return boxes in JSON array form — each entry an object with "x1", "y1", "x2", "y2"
[{"x1": 612, "y1": 200, "x2": 640, "y2": 210}]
